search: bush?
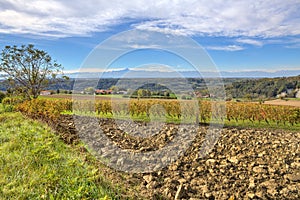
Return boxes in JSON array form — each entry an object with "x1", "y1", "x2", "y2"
[
  {"x1": 2, "y1": 97, "x2": 26, "y2": 112},
  {"x1": 16, "y1": 99, "x2": 72, "y2": 123},
  {"x1": 2, "y1": 97, "x2": 26, "y2": 106},
  {"x1": 3, "y1": 105, "x2": 14, "y2": 112},
  {"x1": 0, "y1": 92, "x2": 6, "y2": 103}
]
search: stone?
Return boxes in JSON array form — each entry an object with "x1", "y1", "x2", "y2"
[
  {"x1": 253, "y1": 166, "x2": 267, "y2": 173},
  {"x1": 228, "y1": 156, "x2": 239, "y2": 164},
  {"x1": 174, "y1": 183, "x2": 183, "y2": 200},
  {"x1": 178, "y1": 178, "x2": 187, "y2": 184},
  {"x1": 247, "y1": 192, "x2": 255, "y2": 199},
  {"x1": 204, "y1": 193, "x2": 213, "y2": 198},
  {"x1": 261, "y1": 179, "x2": 277, "y2": 188},
  {"x1": 143, "y1": 174, "x2": 153, "y2": 183},
  {"x1": 267, "y1": 188, "x2": 278, "y2": 196},
  {"x1": 146, "y1": 181, "x2": 157, "y2": 189},
  {"x1": 291, "y1": 162, "x2": 300, "y2": 168},
  {"x1": 279, "y1": 187, "x2": 289, "y2": 196},
  {"x1": 169, "y1": 164, "x2": 178, "y2": 171},
  {"x1": 285, "y1": 173, "x2": 300, "y2": 182},
  {"x1": 249, "y1": 177, "x2": 255, "y2": 188},
  {"x1": 255, "y1": 191, "x2": 264, "y2": 199},
  {"x1": 205, "y1": 159, "x2": 216, "y2": 165}
]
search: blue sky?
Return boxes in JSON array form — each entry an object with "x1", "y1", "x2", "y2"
[{"x1": 0, "y1": 0, "x2": 299, "y2": 73}]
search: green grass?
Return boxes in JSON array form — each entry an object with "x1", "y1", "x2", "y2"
[
  {"x1": 285, "y1": 98, "x2": 300, "y2": 101},
  {"x1": 223, "y1": 119, "x2": 300, "y2": 131},
  {"x1": 0, "y1": 104, "x2": 4, "y2": 113},
  {"x1": 96, "y1": 94, "x2": 124, "y2": 98},
  {"x1": 0, "y1": 110, "x2": 122, "y2": 199}
]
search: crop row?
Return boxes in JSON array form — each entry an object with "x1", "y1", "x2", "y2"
[{"x1": 14, "y1": 98, "x2": 300, "y2": 125}]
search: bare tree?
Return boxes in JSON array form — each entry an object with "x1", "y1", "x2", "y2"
[{"x1": 0, "y1": 44, "x2": 63, "y2": 99}]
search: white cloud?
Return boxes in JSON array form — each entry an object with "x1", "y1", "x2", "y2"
[
  {"x1": 285, "y1": 43, "x2": 300, "y2": 48},
  {"x1": 127, "y1": 44, "x2": 162, "y2": 49},
  {"x1": 0, "y1": 0, "x2": 299, "y2": 39},
  {"x1": 236, "y1": 39, "x2": 263, "y2": 46},
  {"x1": 206, "y1": 45, "x2": 244, "y2": 51},
  {"x1": 130, "y1": 64, "x2": 175, "y2": 72},
  {"x1": 64, "y1": 67, "x2": 131, "y2": 73}
]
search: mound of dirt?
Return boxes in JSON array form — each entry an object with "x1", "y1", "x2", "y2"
[{"x1": 52, "y1": 115, "x2": 300, "y2": 199}]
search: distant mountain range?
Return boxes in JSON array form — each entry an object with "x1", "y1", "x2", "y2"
[{"x1": 65, "y1": 68, "x2": 300, "y2": 79}]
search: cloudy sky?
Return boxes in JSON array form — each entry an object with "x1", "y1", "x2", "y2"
[{"x1": 0, "y1": 0, "x2": 299, "y2": 73}]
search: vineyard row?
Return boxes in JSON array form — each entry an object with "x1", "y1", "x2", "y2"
[{"x1": 11, "y1": 98, "x2": 300, "y2": 126}]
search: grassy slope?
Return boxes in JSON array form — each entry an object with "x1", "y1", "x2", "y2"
[{"x1": 0, "y1": 109, "x2": 121, "y2": 199}]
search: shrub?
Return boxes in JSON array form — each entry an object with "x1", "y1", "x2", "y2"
[
  {"x1": 2, "y1": 97, "x2": 26, "y2": 112},
  {"x1": 2, "y1": 97, "x2": 26, "y2": 106}
]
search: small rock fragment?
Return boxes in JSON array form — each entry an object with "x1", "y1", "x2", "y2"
[
  {"x1": 285, "y1": 173, "x2": 300, "y2": 182},
  {"x1": 228, "y1": 156, "x2": 239, "y2": 164},
  {"x1": 143, "y1": 174, "x2": 153, "y2": 183}
]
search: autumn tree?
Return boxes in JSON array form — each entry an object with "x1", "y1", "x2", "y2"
[
  {"x1": 0, "y1": 44, "x2": 63, "y2": 99},
  {"x1": 84, "y1": 87, "x2": 95, "y2": 95}
]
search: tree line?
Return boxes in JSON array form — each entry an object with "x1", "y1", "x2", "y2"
[{"x1": 226, "y1": 76, "x2": 300, "y2": 99}]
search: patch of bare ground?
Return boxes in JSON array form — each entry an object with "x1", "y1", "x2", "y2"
[
  {"x1": 51, "y1": 115, "x2": 300, "y2": 199},
  {"x1": 264, "y1": 99, "x2": 300, "y2": 107}
]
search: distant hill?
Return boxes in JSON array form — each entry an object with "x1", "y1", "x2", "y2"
[
  {"x1": 1, "y1": 74, "x2": 299, "y2": 99},
  {"x1": 226, "y1": 75, "x2": 300, "y2": 99},
  {"x1": 65, "y1": 69, "x2": 300, "y2": 78}
]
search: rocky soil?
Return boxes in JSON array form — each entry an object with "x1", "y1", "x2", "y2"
[{"x1": 52, "y1": 115, "x2": 300, "y2": 199}]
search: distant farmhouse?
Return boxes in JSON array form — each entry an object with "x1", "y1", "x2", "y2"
[
  {"x1": 116, "y1": 90, "x2": 127, "y2": 95},
  {"x1": 95, "y1": 89, "x2": 112, "y2": 95},
  {"x1": 40, "y1": 90, "x2": 51, "y2": 95}
]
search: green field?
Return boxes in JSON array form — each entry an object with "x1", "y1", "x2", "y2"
[{"x1": 0, "y1": 107, "x2": 122, "y2": 199}]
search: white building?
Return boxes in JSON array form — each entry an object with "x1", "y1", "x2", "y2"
[{"x1": 40, "y1": 90, "x2": 51, "y2": 95}]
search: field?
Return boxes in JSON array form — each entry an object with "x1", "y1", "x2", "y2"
[
  {"x1": 1, "y1": 97, "x2": 300, "y2": 199},
  {"x1": 264, "y1": 99, "x2": 300, "y2": 107},
  {"x1": 40, "y1": 94, "x2": 126, "y2": 101}
]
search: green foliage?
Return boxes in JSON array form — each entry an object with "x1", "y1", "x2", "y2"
[
  {"x1": 84, "y1": 87, "x2": 95, "y2": 94},
  {"x1": 0, "y1": 44, "x2": 64, "y2": 99},
  {"x1": 2, "y1": 97, "x2": 25, "y2": 106},
  {"x1": 0, "y1": 112, "x2": 119, "y2": 199},
  {"x1": 129, "y1": 88, "x2": 176, "y2": 99},
  {"x1": 227, "y1": 76, "x2": 300, "y2": 99},
  {"x1": 1, "y1": 97, "x2": 26, "y2": 112}
]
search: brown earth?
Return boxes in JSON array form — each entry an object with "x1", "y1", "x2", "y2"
[
  {"x1": 264, "y1": 99, "x2": 300, "y2": 107},
  {"x1": 49, "y1": 115, "x2": 300, "y2": 199},
  {"x1": 43, "y1": 94, "x2": 125, "y2": 101}
]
